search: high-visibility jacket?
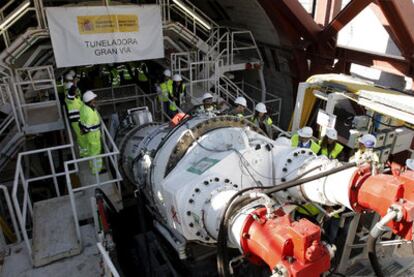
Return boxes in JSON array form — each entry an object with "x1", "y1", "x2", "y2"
[
  {"x1": 137, "y1": 63, "x2": 149, "y2": 82},
  {"x1": 159, "y1": 79, "x2": 173, "y2": 102},
  {"x1": 79, "y1": 104, "x2": 102, "y2": 174},
  {"x1": 110, "y1": 68, "x2": 121, "y2": 87},
  {"x1": 65, "y1": 95, "x2": 83, "y2": 123},
  {"x1": 169, "y1": 83, "x2": 186, "y2": 111},
  {"x1": 291, "y1": 134, "x2": 320, "y2": 154},
  {"x1": 65, "y1": 95, "x2": 87, "y2": 157},
  {"x1": 118, "y1": 65, "x2": 132, "y2": 81},
  {"x1": 228, "y1": 108, "x2": 244, "y2": 118},
  {"x1": 251, "y1": 116, "x2": 273, "y2": 137},
  {"x1": 319, "y1": 142, "x2": 344, "y2": 159}
]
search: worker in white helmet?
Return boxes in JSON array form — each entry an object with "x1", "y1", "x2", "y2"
[
  {"x1": 169, "y1": 74, "x2": 186, "y2": 116},
  {"x1": 194, "y1": 92, "x2": 218, "y2": 116},
  {"x1": 159, "y1": 69, "x2": 173, "y2": 119},
  {"x1": 79, "y1": 90, "x2": 105, "y2": 174},
  {"x1": 291, "y1": 126, "x2": 320, "y2": 154},
  {"x1": 251, "y1": 103, "x2": 273, "y2": 138},
  {"x1": 350, "y1": 133, "x2": 380, "y2": 174},
  {"x1": 228, "y1": 96, "x2": 247, "y2": 118},
  {"x1": 318, "y1": 128, "x2": 344, "y2": 160}
]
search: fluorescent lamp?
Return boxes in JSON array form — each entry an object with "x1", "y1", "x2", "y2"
[
  {"x1": 0, "y1": 1, "x2": 31, "y2": 30},
  {"x1": 172, "y1": 0, "x2": 211, "y2": 30}
]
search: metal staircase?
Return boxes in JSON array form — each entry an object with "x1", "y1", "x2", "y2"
[{"x1": 158, "y1": 0, "x2": 267, "y2": 107}]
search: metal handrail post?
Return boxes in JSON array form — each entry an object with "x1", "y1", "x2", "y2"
[
  {"x1": 0, "y1": 185, "x2": 21, "y2": 242},
  {"x1": 47, "y1": 149, "x2": 60, "y2": 197},
  {"x1": 64, "y1": 162, "x2": 82, "y2": 246}
]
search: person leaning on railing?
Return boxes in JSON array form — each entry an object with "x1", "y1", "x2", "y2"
[
  {"x1": 290, "y1": 126, "x2": 320, "y2": 154},
  {"x1": 79, "y1": 91, "x2": 106, "y2": 175},
  {"x1": 227, "y1": 96, "x2": 247, "y2": 118},
  {"x1": 65, "y1": 85, "x2": 87, "y2": 158},
  {"x1": 318, "y1": 128, "x2": 345, "y2": 161},
  {"x1": 251, "y1": 102, "x2": 273, "y2": 138}
]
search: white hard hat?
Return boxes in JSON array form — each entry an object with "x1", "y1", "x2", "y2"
[
  {"x1": 83, "y1": 90, "x2": 97, "y2": 103},
  {"x1": 202, "y1": 92, "x2": 213, "y2": 101},
  {"x1": 65, "y1": 73, "x2": 73, "y2": 81},
  {"x1": 172, "y1": 74, "x2": 182, "y2": 82},
  {"x1": 234, "y1": 96, "x2": 247, "y2": 107},
  {"x1": 326, "y1": 128, "x2": 338, "y2": 140},
  {"x1": 274, "y1": 136, "x2": 291, "y2": 146},
  {"x1": 65, "y1": 81, "x2": 74, "y2": 90},
  {"x1": 298, "y1": 127, "x2": 313, "y2": 138},
  {"x1": 358, "y1": 134, "x2": 377, "y2": 148},
  {"x1": 406, "y1": 159, "x2": 414, "y2": 170},
  {"x1": 69, "y1": 70, "x2": 76, "y2": 77},
  {"x1": 163, "y1": 69, "x2": 172, "y2": 77},
  {"x1": 255, "y1": 102, "x2": 267, "y2": 113}
]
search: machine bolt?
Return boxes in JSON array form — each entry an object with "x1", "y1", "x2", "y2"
[
  {"x1": 301, "y1": 150, "x2": 306, "y2": 154},
  {"x1": 293, "y1": 152, "x2": 298, "y2": 157},
  {"x1": 205, "y1": 237, "x2": 210, "y2": 241},
  {"x1": 282, "y1": 168, "x2": 287, "y2": 172},
  {"x1": 242, "y1": 232, "x2": 250, "y2": 239},
  {"x1": 189, "y1": 199, "x2": 194, "y2": 204},
  {"x1": 281, "y1": 178, "x2": 286, "y2": 182},
  {"x1": 189, "y1": 223, "x2": 194, "y2": 227},
  {"x1": 187, "y1": 211, "x2": 191, "y2": 216},
  {"x1": 214, "y1": 177, "x2": 219, "y2": 182},
  {"x1": 196, "y1": 231, "x2": 201, "y2": 236},
  {"x1": 224, "y1": 179, "x2": 230, "y2": 183},
  {"x1": 287, "y1": 159, "x2": 292, "y2": 163},
  {"x1": 233, "y1": 184, "x2": 238, "y2": 188},
  {"x1": 286, "y1": 256, "x2": 295, "y2": 264},
  {"x1": 204, "y1": 181, "x2": 209, "y2": 185},
  {"x1": 195, "y1": 188, "x2": 200, "y2": 193}
]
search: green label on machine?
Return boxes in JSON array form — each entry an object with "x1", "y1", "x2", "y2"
[{"x1": 187, "y1": 157, "x2": 220, "y2": 175}]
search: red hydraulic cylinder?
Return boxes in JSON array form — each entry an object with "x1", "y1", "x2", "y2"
[
  {"x1": 239, "y1": 208, "x2": 330, "y2": 277},
  {"x1": 349, "y1": 168, "x2": 414, "y2": 240}
]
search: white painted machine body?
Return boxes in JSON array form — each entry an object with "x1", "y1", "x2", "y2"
[{"x1": 119, "y1": 116, "x2": 356, "y2": 247}]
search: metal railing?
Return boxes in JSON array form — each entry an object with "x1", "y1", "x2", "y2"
[
  {"x1": 0, "y1": 82, "x2": 21, "y2": 133},
  {"x1": 97, "y1": 242, "x2": 121, "y2": 277},
  {"x1": 13, "y1": 66, "x2": 62, "y2": 133},
  {"x1": 11, "y1": 109, "x2": 77, "y2": 258},
  {"x1": 0, "y1": 184, "x2": 21, "y2": 247},
  {"x1": 94, "y1": 84, "x2": 160, "y2": 121},
  {"x1": 64, "y1": 120, "x2": 122, "y2": 247},
  {"x1": 158, "y1": 0, "x2": 218, "y2": 38}
]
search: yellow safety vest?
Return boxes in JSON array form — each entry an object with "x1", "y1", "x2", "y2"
[
  {"x1": 320, "y1": 142, "x2": 344, "y2": 159},
  {"x1": 159, "y1": 80, "x2": 173, "y2": 102},
  {"x1": 291, "y1": 134, "x2": 320, "y2": 154},
  {"x1": 137, "y1": 64, "x2": 148, "y2": 82}
]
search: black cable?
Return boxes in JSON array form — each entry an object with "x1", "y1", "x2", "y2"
[
  {"x1": 367, "y1": 234, "x2": 385, "y2": 277},
  {"x1": 216, "y1": 162, "x2": 356, "y2": 276}
]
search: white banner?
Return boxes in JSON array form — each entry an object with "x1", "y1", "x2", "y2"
[{"x1": 46, "y1": 5, "x2": 164, "y2": 68}]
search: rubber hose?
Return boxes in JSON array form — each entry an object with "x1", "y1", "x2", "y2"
[{"x1": 367, "y1": 234, "x2": 384, "y2": 277}]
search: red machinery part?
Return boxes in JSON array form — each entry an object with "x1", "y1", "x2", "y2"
[
  {"x1": 239, "y1": 208, "x2": 330, "y2": 277},
  {"x1": 349, "y1": 168, "x2": 414, "y2": 240}
]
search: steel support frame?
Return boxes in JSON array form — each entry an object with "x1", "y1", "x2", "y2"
[{"x1": 258, "y1": 0, "x2": 414, "y2": 90}]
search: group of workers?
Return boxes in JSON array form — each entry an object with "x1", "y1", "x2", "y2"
[
  {"x1": 158, "y1": 69, "x2": 186, "y2": 118},
  {"x1": 63, "y1": 70, "x2": 104, "y2": 175},
  {"x1": 290, "y1": 125, "x2": 379, "y2": 166}
]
